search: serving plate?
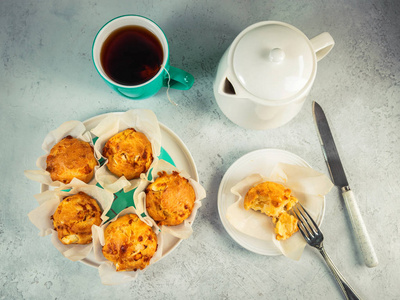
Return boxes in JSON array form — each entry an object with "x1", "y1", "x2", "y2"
[
  {"x1": 41, "y1": 112, "x2": 198, "y2": 267},
  {"x1": 217, "y1": 148, "x2": 325, "y2": 256}
]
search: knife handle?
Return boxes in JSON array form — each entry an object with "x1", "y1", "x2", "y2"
[{"x1": 342, "y1": 189, "x2": 379, "y2": 268}]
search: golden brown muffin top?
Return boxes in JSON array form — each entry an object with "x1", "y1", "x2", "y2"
[
  {"x1": 46, "y1": 135, "x2": 97, "y2": 184},
  {"x1": 244, "y1": 181, "x2": 297, "y2": 218},
  {"x1": 102, "y1": 214, "x2": 158, "y2": 272},
  {"x1": 102, "y1": 128, "x2": 153, "y2": 180},
  {"x1": 52, "y1": 192, "x2": 102, "y2": 245},
  {"x1": 145, "y1": 171, "x2": 196, "y2": 226}
]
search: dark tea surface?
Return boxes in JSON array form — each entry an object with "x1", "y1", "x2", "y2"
[{"x1": 100, "y1": 25, "x2": 163, "y2": 85}]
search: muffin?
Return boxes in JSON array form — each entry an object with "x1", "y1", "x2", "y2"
[
  {"x1": 52, "y1": 192, "x2": 102, "y2": 245},
  {"x1": 244, "y1": 181, "x2": 298, "y2": 240},
  {"x1": 102, "y1": 214, "x2": 158, "y2": 272},
  {"x1": 145, "y1": 171, "x2": 196, "y2": 226},
  {"x1": 46, "y1": 135, "x2": 97, "y2": 184},
  {"x1": 244, "y1": 181, "x2": 297, "y2": 218},
  {"x1": 102, "y1": 128, "x2": 153, "y2": 180},
  {"x1": 273, "y1": 212, "x2": 299, "y2": 241}
]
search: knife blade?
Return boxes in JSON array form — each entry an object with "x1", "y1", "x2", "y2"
[{"x1": 313, "y1": 101, "x2": 378, "y2": 268}]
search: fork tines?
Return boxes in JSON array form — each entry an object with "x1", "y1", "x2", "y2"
[{"x1": 292, "y1": 203, "x2": 321, "y2": 241}]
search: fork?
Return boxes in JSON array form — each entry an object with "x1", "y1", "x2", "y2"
[{"x1": 293, "y1": 203, "x2": 362, "y2": 300}]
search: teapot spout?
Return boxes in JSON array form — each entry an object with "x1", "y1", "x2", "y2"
[
  {"x1": 223, "y1": 78, "x2": 236, "y2": 95},
  {"x1": 215, "y1": 69, "x2": 246, "y2": 99}
]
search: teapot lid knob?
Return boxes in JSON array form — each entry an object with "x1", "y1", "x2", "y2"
[{"x1": 269, "y1": 48, "x2": 285, "y2": 62}]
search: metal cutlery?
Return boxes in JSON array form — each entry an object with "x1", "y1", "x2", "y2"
[
  {"x1": 293, "y1": 203, "x2": 362, "y2": 300},
  {"x1": 312, "y1": 101, "x2": 378, "y2": 268}
]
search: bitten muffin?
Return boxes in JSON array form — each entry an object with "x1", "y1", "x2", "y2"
[
  {"x1": 145, "y1": 171, "x2": 196, "y2": 226},
  {"x1": 52, "y1": 192, "x2": 102, "y2": 245},
  {"x1": 102, "y1": 214, "x2": 158, "y2": 272},
  {"x1": 244, "y1": 181, "x2": 298, "y2": 240},
  {"x1": 102, "y1": 128, "x2": 153, "y2": 180},
  {"x1": 46, "y1": 135, "x2": 97, "y2": 184},
  {"x1": 244, "y1": 181, "x2": 297, "y2": 218}
]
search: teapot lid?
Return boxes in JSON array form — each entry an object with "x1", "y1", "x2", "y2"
[{"x1": 231, "y1": 21, "x2": 316, "y2": 101}]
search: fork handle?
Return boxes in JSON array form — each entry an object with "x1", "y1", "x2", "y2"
[{"x1": 319, "y1": 247, "x2": 361, "y2": 300}]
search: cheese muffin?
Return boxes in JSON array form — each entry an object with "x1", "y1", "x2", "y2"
[
  {"x1": 145, "y1": 171, "x2": 196, "y2": 226},
  {"x1": 244, "y1": 181, "x2": 297, "y2": 218},
  {"x1": 244, "y1": 181, "x2": 298, "y2": 240},
  {"x1": 102, "y1": 128, "x2": 153, "y2": 180},
  {"x1": 46, "y1": 136, "x2": 97, "y2": 184},
  {"x1": 273, "y1": 212, "x2": 299, "y2": 240},
  {"x1": 102, "y1": 214, "x2": 158, "y2": 272},
  {"x1": 52, "y1": 192, "x2": 102, "y2": 245}
]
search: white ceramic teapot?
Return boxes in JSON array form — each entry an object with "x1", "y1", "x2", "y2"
[{"x1": 213, "y1": 21, "x2": 334, "y2": 130}]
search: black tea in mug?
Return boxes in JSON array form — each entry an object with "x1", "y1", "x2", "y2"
[{"x1": 100, "y1": 25, "x2": 164, "y2": 86}]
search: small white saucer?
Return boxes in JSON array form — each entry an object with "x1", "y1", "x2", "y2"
[{"x1": 217, "y1": 148, "x2": 324, "y2": 256}]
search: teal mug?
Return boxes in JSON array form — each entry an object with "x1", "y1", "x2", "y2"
[{"x1": 92, "y1": 15, "x2": 194, "y2": 99}]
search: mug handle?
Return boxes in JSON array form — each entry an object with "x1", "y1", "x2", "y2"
[
  {"x1": 310, "y1": 32, "x2": 335, "y2": 62},
  {"x1": 164, "y1": 66, "x2": 194, "y2": 90}
]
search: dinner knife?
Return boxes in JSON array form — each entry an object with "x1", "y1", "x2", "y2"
[{"x1": 312, "y1": 101, "x2": 378, "y2": 268}]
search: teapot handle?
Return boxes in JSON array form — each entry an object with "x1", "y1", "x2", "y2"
[{"x1": 310, "y1": 32, "x2": 335, "y2": 62}]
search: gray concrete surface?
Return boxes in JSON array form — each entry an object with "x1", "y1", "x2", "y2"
[{"x1": 1, "y1": 0, "x2": 399, "y2": 299}]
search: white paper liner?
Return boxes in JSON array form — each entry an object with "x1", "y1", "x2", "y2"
[
  {"x1": 227, "y1": 163, "x2": 333, "y2": 260},
  {"x1": 91, "y1": 206, "x2": 164, "y2": 285},
  {"x1": 90, "y1": 109, "x2": 162, "y2": 194},
  {"x1": 134, "y1": 160, "x2": 206, "y2": 239},
  {"x1": 24, "y1": 120, "x2": 98, "y2": 187},
  {"x1": 27, "y1": 178, "x2": 114, "y2": 261}
]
